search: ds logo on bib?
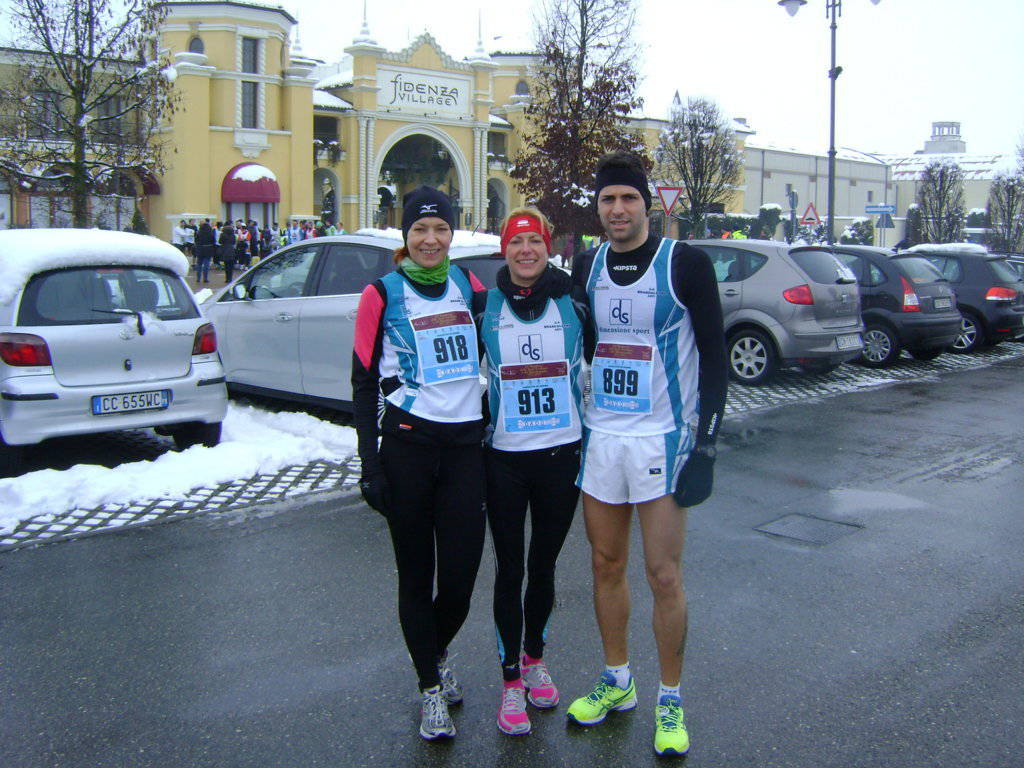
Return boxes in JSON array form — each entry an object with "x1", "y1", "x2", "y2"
[
  {"x1": 519, "y1": 334, "x2": 542, "y2": 362},
  {"x1": 610, "y1": 299, "x2": 632, "y2": 325}
]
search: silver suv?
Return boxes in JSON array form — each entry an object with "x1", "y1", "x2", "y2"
[
  {"x1": 690, "y1": 240, "x2": 864, "y2": 384},
  {"x1": 0, "y1": 229, "x2": 228, "y2": 477}
]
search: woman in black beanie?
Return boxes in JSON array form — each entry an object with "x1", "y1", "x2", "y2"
[{"x1": 351, "y1": 186, "x2": 489, "y2": 741}]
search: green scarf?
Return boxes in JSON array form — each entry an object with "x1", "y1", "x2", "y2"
[{"x1": 400, "y1": 255, "x2": 450, "y2": 285}]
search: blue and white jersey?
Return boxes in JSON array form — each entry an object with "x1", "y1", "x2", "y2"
[
  {"x1": 480, "y1": 290, "x2": 584, "y2": 451},
  {"x1": 379, "y1": 268, "x2": 482, "y2": 423},
  {"x1": 584, "y1": 238, "x2": 699, "y2": 436}
]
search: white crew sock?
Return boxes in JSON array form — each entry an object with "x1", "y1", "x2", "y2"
[
  {"x1": 605, "y1": 662, "x2": 631, "y2": 688},
  {"x1": 658, "y1": 682, "x2": 681, "y2": 700}
]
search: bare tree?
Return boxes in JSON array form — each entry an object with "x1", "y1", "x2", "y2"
[
  {"x1": 653, "y1": 94, "x2": 741, "y2": 238},
  {"x1": 0, "y1": 0, "x2": 175, "y2": 227},
  {"x1": 510, "y1": 0, "x2": 648, "y2": 248},
  {"x1": 987, "y1": 171, "x2": 1024, "y2": 253},
  {"x1": 916, "y1": 160, "x2": 965, "y2": 244}
]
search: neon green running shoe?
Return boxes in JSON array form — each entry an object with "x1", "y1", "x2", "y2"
[
  {"x1": 566, "y1": 672, "x2": 637, "y2": 726},
  {"x1": 653, "y1": 694, "x2": 689, "y2": 757}
]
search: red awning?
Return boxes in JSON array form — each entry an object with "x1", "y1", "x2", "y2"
[{"x1": 221, "y1": 163, "x2": 280, "y2": 203}]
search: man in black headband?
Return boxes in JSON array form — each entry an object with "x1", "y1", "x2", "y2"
[{"x1": 565, "y1": 151, "x2": 728, "y2": 758}]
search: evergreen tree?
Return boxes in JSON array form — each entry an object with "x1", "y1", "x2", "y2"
[
  {"x1": 986, "y1": 171, "x2": 1024, "y2": 253},
  {"x1": 916, "y1": 160, "x2": 965, "y2": 244}
]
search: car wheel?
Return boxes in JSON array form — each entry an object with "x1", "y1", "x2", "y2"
[
  {"x1": 951, "y1": 310, "x2": 984, "y2": 353},
  {"x1": 860, "y1": 324, "x2": 901, "y2": 367},
  {"x1": 173, "y1": 422, "x2": 222, "y2": 451},
  {"x1": 728, "y1": 329, "x2": 777, "y2": 385},
  {"x1": 0, "y1": 434, "x2": 23, "y2": 478},
  {"x1": 908, "y1": 347, "x2": 944, "y2": 361}
]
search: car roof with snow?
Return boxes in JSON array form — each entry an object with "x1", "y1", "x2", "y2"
[{"x1": 0, "y1": 229, "x2": 190, "y2": 306}]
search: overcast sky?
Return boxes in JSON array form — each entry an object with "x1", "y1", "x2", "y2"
[
  {"x1": 2, "y1": 0, "x2": 1021, "y2": 157},
  {"x1": 283, "y1": 0, "x2": 1023, "y2": 157}
]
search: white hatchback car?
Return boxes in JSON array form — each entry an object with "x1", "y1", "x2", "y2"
[{"x1": 0, "y1": 229, "x2": 228, "y2": 477}]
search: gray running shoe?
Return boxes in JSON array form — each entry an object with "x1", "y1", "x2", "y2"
[
  {"x1": 419, "y1": 686, "x2": 456, "y2": 740},
  {"x1": 437, "y1": 652, "x2": 463, "y2": 705}
]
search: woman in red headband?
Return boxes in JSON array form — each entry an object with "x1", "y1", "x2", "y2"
[{"x1": 477, "y1": 207, "x2": 587, "y2": 735}]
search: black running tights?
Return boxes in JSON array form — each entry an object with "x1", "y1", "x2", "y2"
[
  {"x1": 379, "y1": 435, "x2": 486, "y2": 691},
  {"x1": 485, "y1": 441, "x2": 580, "y2": 677}
]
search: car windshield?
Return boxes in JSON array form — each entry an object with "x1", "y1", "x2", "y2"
[
  {"x1": 988, "y1": 258, "x2": 1021, "y2": 283},
  {"x1": 891, "y1": 256, "x2": 945, "y2": 284},
  {"x1": 789, "y1": 249, "x2": 855, "y2": 284},
  {"x1": 17, "y1": 266, "x2": 198, "y2": 326}
]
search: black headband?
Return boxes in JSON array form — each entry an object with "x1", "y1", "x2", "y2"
[{"x1": 594, "y1": 164, "x2": 652, "y2": 210}]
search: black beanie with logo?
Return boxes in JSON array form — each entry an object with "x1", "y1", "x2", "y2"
[{"x1": 401, "y1": 186, "x2": 456, "y2": 244}]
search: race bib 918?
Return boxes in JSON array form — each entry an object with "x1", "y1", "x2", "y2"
[{"x1": 412, "y1": 311, "x2": 479, "y2": 384}]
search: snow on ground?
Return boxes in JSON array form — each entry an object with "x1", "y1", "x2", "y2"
[
  {"x1": 0, "y1": 403, "x2": 357, "y2": 535},
  {"x1": 356, "y1": 227, "x2": 500, "y2": 248}
]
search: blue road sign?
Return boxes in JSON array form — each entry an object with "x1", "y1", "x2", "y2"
[{"x1": 865, "y1": 204, "x2": 896, "y2": 215}]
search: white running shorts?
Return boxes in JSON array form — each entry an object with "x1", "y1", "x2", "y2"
[{"x1": 576, "y1": 428, "x2": 694, "y2": 505}]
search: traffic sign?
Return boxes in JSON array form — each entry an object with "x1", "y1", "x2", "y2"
[
  {"x1": 865, "y1": 204, "x2": 896, "y2": 215},
  {"x1": 656, "y1": 186, "x2": 684, "y2": 216},
  {"x1": 800, "y1": 203, "x2": 821, "y2": 227},
  {"x1": 876, "y1": 212, "x2": 895, "y2": 229}
]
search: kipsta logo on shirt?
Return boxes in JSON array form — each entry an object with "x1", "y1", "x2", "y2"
[
  {"x1": 519, "y1": 334, "x2": 542, "y2": 362},
  {"x1": 419, "y1": 204, "x2": 438, "y2": 215},
  {"x1": 609, "y1": 298, "x2": 632, "y2": 325}
]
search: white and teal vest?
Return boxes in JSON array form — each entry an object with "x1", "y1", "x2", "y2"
[
  {"x1": 584, "y1": 238, "x2": 699, "y2": 436},
  {"x1": 480, "y1": 290, "x2": 584, "y2": 451},
  {"x1": 379, "y1": 268, "x2": 482, "y2": 423}
]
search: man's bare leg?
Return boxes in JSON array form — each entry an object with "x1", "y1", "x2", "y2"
[
  {"x1": 637, "y1": 494, "x2": 688, "y2": 686},
  {"x1": 582, "y1": 492, "x2": 633, "y2": 666}
]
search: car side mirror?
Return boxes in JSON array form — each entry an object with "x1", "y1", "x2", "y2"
[{"x1": 232, "y1": 283, "x2": 250, "y2": 301}]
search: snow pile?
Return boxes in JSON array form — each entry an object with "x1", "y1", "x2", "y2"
[
  {"x1": 232, "y1": 164, "x2": 277, "y2": 183},
  {"x1": 313, "y1": 90, "x2": 352, "y2": 109},
  {"x1": 906, "y1": 243, "x2": 988, "y2": 255},
  {"x1": 0, "y1": 229, "x2": 189, "y2": 306},
  {"x1": 0, "y1": 403, "x2": 358, "y2": 534},
  {"x1": 760, "y1": 203, "x2": 783, "y2": 211}
]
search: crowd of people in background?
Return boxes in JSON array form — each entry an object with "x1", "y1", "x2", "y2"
[{"x1": 170, "y1": 217, "x2": 347, "y2": 283}]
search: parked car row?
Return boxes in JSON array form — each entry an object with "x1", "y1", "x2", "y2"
[{"x1": 4, "y1": 230, "x2": 1021, "y2": 479}]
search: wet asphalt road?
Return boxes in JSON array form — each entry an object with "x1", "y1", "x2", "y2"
[{"x1": 3, "y1": 357, "x2": 1023, "y2": 768}]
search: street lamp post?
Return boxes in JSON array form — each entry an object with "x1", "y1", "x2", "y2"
[{"x1": 779, "y1": 0, "x2": 881, "y2": 244}]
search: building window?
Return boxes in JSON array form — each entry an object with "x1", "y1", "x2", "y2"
[
  {"x1": 188, "y1": 36, "x2": 205, "y2": 54},
  {"x1": 785, "y1": 183, "x2": 793, "y2": 197},
  {"x1": 514, "y1": 80, "x2": 530, "y2": 96},
  {"x1": 241, "y1": 81, "x2": 258, "y2": 129},
  {"x1": 242, "y1": 37, "x2": 259, "y2": 74},
  {"x1": 313, "y1": 115, "x2": 338, "y2": 142},
  {"x1": 29, "y1": 90, "x2": 61, "y2": 139},
  {"x1": 487, "y1": 132, "x2": 507, "y2": 159},
  {"x1": 867, "y1": 190, "x2": 874, "y2": 202},
  {"x1": 93, "y1": 96, "x2": 124, "y2": 143}
]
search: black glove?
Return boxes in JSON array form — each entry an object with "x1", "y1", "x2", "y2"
[
  {"x1": 673, "y1": 447, "x2": 716, "y2": 508},
  {"x1": 359, "y1": 471, "x2": 391, "y2": 515}
]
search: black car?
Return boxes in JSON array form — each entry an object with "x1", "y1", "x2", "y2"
[
  {"x1": 907, "y1": 245, "x2": 1024, "y2": 352},
  {"x1": 450, "y1": 251, "x2": 505, "y2": 288},
  {"x1": 831, "y1": 245, "x2": 961, "y2": 366}
]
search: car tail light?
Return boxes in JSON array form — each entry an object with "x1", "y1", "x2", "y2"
[
  {"x1": 985, "y1": 286, "x2": 1017, "y2": 302},
  {"x1": 783, "y1": 284, "x2": 814, "y2": 305},
  {"x1": 192, "y1": 323, "x2": 217, "y2": 354},
  {"x1": 900, "y1": 276, "x2": 921, "y2": 312},
  {"x1": 0, "y1": 333, "x2": 52, "y2": 366}
]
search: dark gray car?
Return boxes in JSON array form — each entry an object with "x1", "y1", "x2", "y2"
[{"x1": 690, "y1": 239, "x2": 863, "y2": 385}]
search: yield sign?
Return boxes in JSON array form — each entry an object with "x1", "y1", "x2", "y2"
[
  {"x1": 800, "y1": 202, "x2": 822, "y2": 227},
  {"x1": 656, "y1": 186, "x2": 684, "y2": 215}
]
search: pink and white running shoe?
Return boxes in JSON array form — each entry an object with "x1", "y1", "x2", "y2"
[
  {"x1": 497, "y1": 682, "x2": 531, "y2": 735},
  {"x1": 521, "y1": 655, "x2": 559, "y2": 709}
]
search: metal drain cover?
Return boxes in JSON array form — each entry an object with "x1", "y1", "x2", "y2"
[{"x1": 755, "y1": 513, "x2": 861, "y2": 545}]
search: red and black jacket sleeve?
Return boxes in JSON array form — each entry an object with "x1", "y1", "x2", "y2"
[{"x1": 352, "y1": 280, "x2": 388, "y2": 479}]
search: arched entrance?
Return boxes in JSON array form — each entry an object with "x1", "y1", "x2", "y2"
[
  {"x1": 487, "y1": 178, "x2": 508, "y2": 234},
  {"x1": 373, "y1": 125, "x2": 471, "y2": 231},
  {"x1": 313, "y1": 167, "x2": 339, "y2": 225}
]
